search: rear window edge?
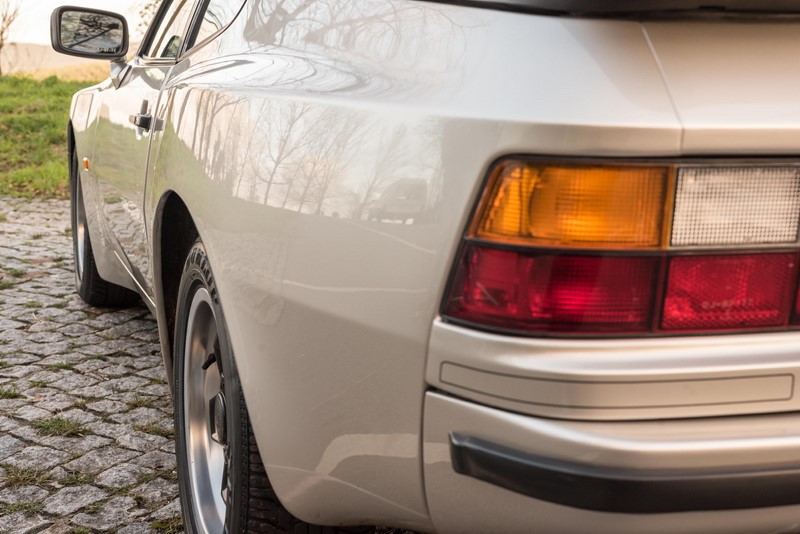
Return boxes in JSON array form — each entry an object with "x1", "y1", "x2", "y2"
[{"x1": 419, "y1": 0, "x2": 800, "y2": 19}]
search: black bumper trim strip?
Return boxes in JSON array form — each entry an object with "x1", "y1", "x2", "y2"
[{"x1": 450, "y1": 433, "x2": 800, "y2": 513}]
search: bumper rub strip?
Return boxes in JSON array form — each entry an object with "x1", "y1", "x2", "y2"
[{"x1": 449, "y1": 433, "x2": 800, "y2": 513}]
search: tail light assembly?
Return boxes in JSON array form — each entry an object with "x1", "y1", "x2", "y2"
[{"x1": 443, "y1": 160, "x2": 800, "y2": 336}]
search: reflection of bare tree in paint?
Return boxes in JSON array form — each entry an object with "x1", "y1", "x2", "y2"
[
  {"x1": 352, "y1": 125, "x2": 407, "y2": 220},
  {"x1": 244, "y1": 0, "x2": 471, "y2": 76},
  {"x1": 282, "y1": 113, "x2": 360, "y2": 214},
  {"x1": 257, "y1": 102, "x2": 314, "y2": 205}
]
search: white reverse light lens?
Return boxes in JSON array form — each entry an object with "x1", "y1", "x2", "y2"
[{"x1": 671, "y1": 167, "x2": 800, "y2": 247}]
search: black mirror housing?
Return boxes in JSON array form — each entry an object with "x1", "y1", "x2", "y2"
[{"x1": 50, "y1": 6, "x2": 129, "y2": 60}]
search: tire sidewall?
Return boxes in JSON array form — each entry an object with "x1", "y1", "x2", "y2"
[
  {"x1": 173, "y1": 240, "x2": 247, "y2": 534},
  {"x1": 69, "y1": 152, "x2": 84, "y2": 292}
]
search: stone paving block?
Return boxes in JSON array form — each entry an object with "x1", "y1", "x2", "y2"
[
  {"x1": 13, "y1": 405, "x2": 52, "y2": 422},
  {"x1": 63, "y1": 447, "x2": 139, "y2": 475},
  {"x1": 87, "y1": 399, "x2": 129, "y2": 414},
  {"x1": 104, "y1": 375, "x2": 153, "y2": 393},
  {"x1": 26, "y1": 370, "x2": 98, "y2": 391},
  {"x1": 0, "y1": 485, "x2": 49, "y2": 505},
  {"x1": 0, "y1": 199, "x2": 180, "y2": 531},
  {"x1": 0, "y1": 400, "x2": 34, "y2": 416},
  {"x1": 133, "y1": 477, "x2": 180, "y2": 507},
  {"x1": 43, "y1": 485, "x2": 107, "y2": 516},
  {"x1": 151, "y1": 498, "x2": 181, "y2": 520},
  {"x1": 0, "y1": 365, "x2": 42, "y2": 379},
  {"x1": 34, "y1": 394, "x2": 77, "y2": 412},
  {"x1": 0, "y1": 354, "x2": 38, "y2": 365},
  {"x1": 4, "y1": 446, "x2": 72, "y2": 471},
  {"x1": 132, "y1": 451, "x2": 176, "y2": 472},
  {"x1": 0, "y1": 512, "x2": 51, "y2": 534},
  {"x1": 116, "y1": 429, "x2": 170, "y2": 453},
  {"x1": 71, "y1": 496, "x2": 148, "y2": 531},
  {"x1": 111, "y1": 407, "x2": 169, "y2": 426},
  {"x1": 0, "y1": 414, "x2": 19, "y2": 432},
  {"x1": 56, "y1": 408, "x2": 99, "y2": 425},
  {"x1": 0, "y1": 434, "x2": 25, "y2": 461},
  {"x1": 36, "y1": 521, "x2": 73, "y2": 534},
  {"x1": 96, "y1": 463, "x2": 154, "y2": 489}
]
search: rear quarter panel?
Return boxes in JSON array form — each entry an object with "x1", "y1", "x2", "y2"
[{"x1": 144, "y1": 0, "x2": 679, "y2": 528}]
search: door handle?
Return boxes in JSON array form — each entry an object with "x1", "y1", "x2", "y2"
[{"x1": 129, "y1": 100, "x2": 152, "y2": 131}]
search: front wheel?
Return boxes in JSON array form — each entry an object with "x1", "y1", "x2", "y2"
[{"x1": 70, "y1": 151, "x2": 139, "y2": 307}]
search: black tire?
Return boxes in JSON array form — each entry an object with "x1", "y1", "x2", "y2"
[
  {"x1": 173, "y1": 240, "x2": 371, "y2": 534},
  {"x1": 70, "y1": 151, "x2": 139, "y2": 307}
]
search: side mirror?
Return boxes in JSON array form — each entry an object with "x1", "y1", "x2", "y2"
[{"x1": 50, "y1": 6, "x2": 129, "y2": 60}]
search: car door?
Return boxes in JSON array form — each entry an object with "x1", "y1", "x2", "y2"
[{"x1": 91, "y1": 0, "x2": 201, "y2": 299}]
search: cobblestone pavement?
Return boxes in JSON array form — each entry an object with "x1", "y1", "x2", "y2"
[{"x1": 0, "y1": 198, "x2": 182, "y2": 534}]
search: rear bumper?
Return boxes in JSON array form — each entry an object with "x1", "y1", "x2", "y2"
[
  {"x1": 423, "y1": 392, "x2": 800, "y2": 534},
  {"x1": 450, "y1": 433, "x2": 800, "y2": 514}
]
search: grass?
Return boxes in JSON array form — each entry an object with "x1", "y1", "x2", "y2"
[
  {"x1": 127, "y1": 395, "x2": 156, "y2": 409},
  {"x1": 133, "y1": 422, "x2": 174, "y2": 440},
  {"x1": 0, "y1": 76, "x2": 101, "y2": 198},
  {"x1": 45, "y1": 362, "x2": 75, "y2": 371},
  {"x1": 136, "y1": 472, "x2": 159, "y2": 485},
  {"x1": 152, "y1": 516, "x2": 183, "y2": 534},
  {"x1": 59, "y1": 471, "x2": 93, "y2": 486},
  {"x1": 32, "y1": 416, "x2": 87, "y2": 437},
  {"x1": 0, "y1": 465, "x2": 52, "y2": 487},
  {"x1": 0, "y1": 385, "x2": 21, "y2": 399},
  {"x1": 0, "y1": 501, "x2": 44, "y2": 516},
  {"x1": 27, "y1": 379, "x2": 50, "y2": 388}
]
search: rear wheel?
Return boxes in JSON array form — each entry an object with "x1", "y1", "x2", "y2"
[
  {"x1": 173, "y1": 240, "x2": 371, "y2": 533},
  {"x1": 70, "y1": 151, "x2": 139, "y2": 307}
]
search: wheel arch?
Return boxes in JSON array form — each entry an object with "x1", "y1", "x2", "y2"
[{"x1": 153, "y1": 191, "x2": 199, "y2": 389}]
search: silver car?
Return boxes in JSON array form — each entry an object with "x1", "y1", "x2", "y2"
[{"x1": 51, "y1": 1, "x2": 800, "y2": 532}]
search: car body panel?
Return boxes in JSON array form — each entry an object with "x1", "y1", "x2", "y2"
[
  {"x1": 423, "y1": 392, "x2": 800, "y2": 534},
  {"x1": 63, "y1": 0, "x2": 800, "y2": 530},
  {"x1": 91, "y1": 58, "x2": 173, "y2": 300},
  {"x1": 644, "y1": 20, "x2": 800, "y2": 153}
]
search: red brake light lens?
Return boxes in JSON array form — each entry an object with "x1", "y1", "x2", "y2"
[
  {"x1": 662, "y1": 253, "x2": 798, "y2": 331},
  {"x1": 445, "y1": 245, "x2": 658, "y2": 334},
  {"x1": 443, "y1": 160, "x2": 800, "y2": 337}
]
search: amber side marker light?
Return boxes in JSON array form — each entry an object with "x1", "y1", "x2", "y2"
[
  {"x1": 472, "y1": 161, "x2": 671, "y2": 249},
  {"x1": 444, "y1": 160, "x2": 800, "y2": 336}
]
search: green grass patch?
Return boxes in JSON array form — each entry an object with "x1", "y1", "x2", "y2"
[
  {"x1": 5, "y1": 268, "x2": 24, "y2": 278},
  {"x1": 32, "y1": 416, "x2": 87, "y2": 437},
  {"x1": 59, "y1": 471, "x2": 93, "y2": 486},
  {"x1": 136, "y1": 472, "x2": 159, "y2": 485},
  {"x1": 0, "y1": 280, "x2": 14, "y2": 290},
  {"x1": 0, "y1": 501, "x2": 44, "y2": 516},
  {"x1": 127, "y1": 395, "x2": 156, "y2": 409},
  {"x1": 133, "y1": 422, "x2": 174, "y2": 440},
  {"x1": 152, "y1": 517, "x2": 183, "y2": 534},
  {"x1": 23, "y1": 301, "x2": 42, "y2": 308},
  {"x1": 0, "y1": 76, "x2": 99, "y2": 198},
  {"x1": 27, "y1": 379, "x2": 50, "y2": 388},
  {"x1": 0, "y1": 385, "x2": 21, "y2": 399},
  {"x1": 0, "y1": 465, "x2": 52, "y2": 487},
  {"x1": 45, "y1": 362, "x2": 74, "y2": 371}
]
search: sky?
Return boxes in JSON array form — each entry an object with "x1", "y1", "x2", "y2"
[{"x1": 9, "y1": 0, "x2": 143, "y2": 45}]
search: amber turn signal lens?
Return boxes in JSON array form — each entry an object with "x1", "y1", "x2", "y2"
[{"x1": 473, "y1": 161, "x2": 670, "y2": 249}]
